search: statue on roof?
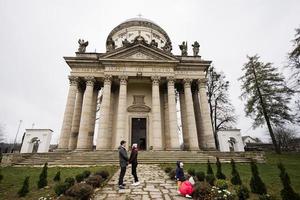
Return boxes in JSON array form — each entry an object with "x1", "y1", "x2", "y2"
[
  {"x1": 106, "y1": 37, "x2": 116, "y2": 52},
  {"x1": 150, "y1": 39, "x2": 158, "y2": 48},
  {"x1": 192, "y1": 41, "x2": 200, "y2": 56},
  {"x1": 162, "y1": 41, "x2": 172, "y2": 53},
  {"x1": 179, "y1": 41, "x2": 188, "y2": 56},
  {"x1": 78, "y1": 39, "x2": 88, "y2": 53},
  {"x1": 122, "y1": 38, "x2": 131, "y2": 47}
]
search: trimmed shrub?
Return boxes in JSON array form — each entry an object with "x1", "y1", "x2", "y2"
[
  {"x1": 75, "y1": 173, "x2": 85, "y2": 183},
  {"x1": 65, "y1": 183, "x2": 93, "y2": 200},
  {"x1": 278, "y1": 162, "x2": 300, "y2": 200},
  {"x1": 207, "y1": 159, "x2": 213, "y2": 175},
  {"x1": 168, "y1": 169, "x2": 176, "y2": 180},
  {"x1": 215, "y1": 179, "x2": 228, "y2": 190},
  {"x1": 164, "y1": 167, "x2": 172, "y2": 173},
  {"x1": 54, "y1": 182, "x2": 70, "y2": 196},
  {"x1": 250, "y1": 160, "x2": 267, "y2": 194},
  {"x1": 82, "y1": 170, "x2": 91, "y2": 178},
  {"x1": 195, "y1": 171, "x2": 205, "y2": 182},
  {"x1": 86, "y1": 175, "x2": 103, "y2": 188},
  {"x1": 64, "y1": 177, "x2": 75, "y2": 186},
  {"x1": 231, "y1": 159, "x2": 242, "y2": 185},
  {"x1": 187, "y1": 168, "x2": 196, "y2": 176},
  {"x1": 18, "y1": 176, "x2": 30, "y2": 197},
  {"x1": 0, "y1": 174, "x2": 3, "y2": 182},
  {"x1": 95, "y1": 170, "x2": 110, "y2": 180},
  {"x1": 205, "y1": 174, "x2": 215, "y2": 186},
  {"x1": 192, "y1": 182, "x2": 212, "y2": 199},
  {"x1": 235, "y1": 185, "x2": 250, "y2": 200},
  {"x1": 38, "y1": 162, "x2": 48, "y2": 189},
  {"x1": 216, "y1": 157, "x2": 226, "y2": 180},
  {"x1": 53, "y1": 171, "x2": 61, "y2": 182}
]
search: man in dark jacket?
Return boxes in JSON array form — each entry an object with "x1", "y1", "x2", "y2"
[{"x1": 118, "y1": 140, "x2": 128, "y2": 189}]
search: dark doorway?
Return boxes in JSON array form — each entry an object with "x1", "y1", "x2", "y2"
[{"x1": 131, "y1": 118, "x2": 146, "y2": 150}]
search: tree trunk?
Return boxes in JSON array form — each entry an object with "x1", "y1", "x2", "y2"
[{"x1": 251, "y1": 64, "x2": 281, "y2": 154}]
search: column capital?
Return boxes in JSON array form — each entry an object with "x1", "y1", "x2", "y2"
[
  {"x1": 103, "y1": 74, "x2": 112, "y2": 86},
  {"x1": 119, "y1": 75, "x2": 128, "y2": 85},
  {"x1": 151, "y1": 76, "x2": 160, "y2": 85},
  {"x1": 85, "y1": 76, "x2": 96, "y2": 86},
  {"x1": 68, "y1": 76, "x2": 79, "y2": 86},
  {"x1": 183, "y1": 78, "x2": 192, "y2": 88},
  {"x1": 167, "y1": 76, "x2": 175, "y2": 86},
  {"x1": 198, "y1": 78, "x2": 208, "y2": 88}
]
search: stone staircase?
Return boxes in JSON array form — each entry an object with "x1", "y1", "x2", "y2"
[{"x1": 3, "y1": 151, "x2": 265, "y2": 166}]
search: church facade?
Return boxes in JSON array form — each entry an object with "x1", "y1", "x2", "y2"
[{"x1": 58, "y1": 18, "x2": 215, "y2": 151}]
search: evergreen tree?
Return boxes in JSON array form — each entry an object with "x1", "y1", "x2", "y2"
[
  {"x1": 207, "y1": 159, "x2": 213, "y2": 175},
  {"x1": 207, "y1": 66, "x2": 237, "y2": 149},
  {"x1": 239, "y1": 55, "x2": 294, "y2": 154},
  {"x1": 53, "y1": 171, "x2": 61, "y2": 182},
  {"x1": 38, "y1": 162, "x2": 48, "y2": 189},
  {"x1": 231, "y1": 159, "x2": 242, "y2": 185},
  {"x1": 278, "y1": 162, "x2": 300, "y2": 200},
  {"x1": 18, "y1": 176, "x2": 30, "y2": 197},
  {"x1": 287, "y1": 27, "x2": 300, "y2": 123},
  {"x1": 249, "y1": 160, "x2": 267, "y2": 194},
  {"x1": 215, "y1": 157, "x2": 226, "y2": 179}
]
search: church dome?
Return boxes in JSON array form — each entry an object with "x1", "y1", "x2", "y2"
[{"x1": 106, "y1": 17, "x2": 172, "y2": 51}]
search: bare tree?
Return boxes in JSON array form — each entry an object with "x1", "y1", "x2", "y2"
[
  {"x1": 207, "y1": 66, "x2": 237, "y2": 149},
  {"x1": 273, "y1": 127, "x2": 297, "y2": 151}
]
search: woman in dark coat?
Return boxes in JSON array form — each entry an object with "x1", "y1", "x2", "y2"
[{"x1": 129, "y1": 143, "x2": 140, "y2": 186}]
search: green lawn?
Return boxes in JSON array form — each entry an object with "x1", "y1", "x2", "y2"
[
  {"x1": 0, "y1": 165, "x2": 118, "y2": 200},
  {"x1": 161, "y1": 152, "x2": 300, "y2": 199}
]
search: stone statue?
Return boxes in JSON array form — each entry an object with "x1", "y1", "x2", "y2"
[
  {"x1": 192, "y1": 41, "x2": 200, "y2": 56},
  {"x1": 78, "y1": 39, "x2": 88, "y2": 53},
  {"x1": 179, "y1": 41, "x2": 188, "y2": 56},
  {"x1": 162, "y1": 41, "x2": 172, "y2": 53},
  {"x1": 122, "y1": 38, "x2": 131, "y2": 47},
  {"x1": 106, "y1": 37, "x2": 116, "y2": 52},
  {"x1": 150, "y1": 39, "x2": 158, "y2": 48}
]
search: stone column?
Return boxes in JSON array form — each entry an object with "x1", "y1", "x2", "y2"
[
  {"x1": 167, "y1": 77, "x2": 180, "y2": 150},
  {"x1": 198, "y1": 78, "x2": 216, "y2": 149},
  {"x1": 76, "y1": 77, "x2": 95, "y2": 151},
  {"x1": 192, "y1": 88, "x2": 203, "y2": 149},
  {"x1": 68, "y1": 85, "x2": 83, "y2": 150},
  {"x1": 88, "y1": 86, "x2": 99, "y2": 150},
  {"x1": 179, "y1": 86, "x2": 189, "y2": 150},
  {"x1": 163, "y1": 87, "x2": 170, "y2": 149},
  {"x1": 151, "y1": 76, "x2": 163, "y2": 150},
  {"x1": 184, "y1": 78, "x2": 199, "y2": 150},
  {"x1": 96, "y1": 75, "x2": 112, "y2": 150},
  {"x1": 58, "y1": 76, "x2": 78, "y2": 150},
  {"x1": 113, "y1": 75, "x2": 128, "y2": 149}
]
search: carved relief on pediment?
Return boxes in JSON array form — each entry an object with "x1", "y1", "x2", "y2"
[{"x1": 126, "y1": 52, "x2": 155, "y2": 60}]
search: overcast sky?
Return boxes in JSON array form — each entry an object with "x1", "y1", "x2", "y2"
[{"x1": 1, "y1": 0, "x2": 299, "y2": 144}]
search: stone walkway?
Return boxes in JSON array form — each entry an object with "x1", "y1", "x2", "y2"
[{"x1": 94, "y1": 164, "x2": 187, "y2": 200}]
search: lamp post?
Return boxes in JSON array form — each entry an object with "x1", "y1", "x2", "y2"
[{"x1": 12, "y1": 120, "x2": 22, "y2": 153}]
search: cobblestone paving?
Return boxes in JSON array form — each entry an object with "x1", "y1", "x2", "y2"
[{"x1": 94, "y1": 164, "x2": 187, "y2": 200}]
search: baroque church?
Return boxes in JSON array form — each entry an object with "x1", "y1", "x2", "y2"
[{"x1": 58, "y1": 17, "x2": 216, "y2": 151}]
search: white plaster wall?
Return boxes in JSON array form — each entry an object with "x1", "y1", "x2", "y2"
[
  {"x1": 217, "y1": 129, "x2": 244, "y2": 152},
  {"x1": 20, "y1": 129, "x2": 53, "y2": 153}
]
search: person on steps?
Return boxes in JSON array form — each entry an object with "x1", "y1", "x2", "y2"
[
  {"x1": 118, "y1": 140, "x2": 128, "y2": 189},
  {"x1": 129, "y1": 143, "x2": 140, "y2": 186}
]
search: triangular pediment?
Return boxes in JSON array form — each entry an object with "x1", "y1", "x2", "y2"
[{"x1": 100, "y1": 44, "x2": 178, "y2": 61}]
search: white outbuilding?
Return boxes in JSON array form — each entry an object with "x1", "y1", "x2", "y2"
[
  {"x1": 217, "y1": 129, "x2": 245, "y2": 152},
  {"x1": 20, "y1": 129, "x2": 53, "y2": 153}
]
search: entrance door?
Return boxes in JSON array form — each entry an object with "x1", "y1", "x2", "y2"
[{"x1": 131, "y1": 118, "x2": 146, "y2": 150}]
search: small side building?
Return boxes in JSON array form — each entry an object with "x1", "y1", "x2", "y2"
[
  {"x1": 217, "y1": 129, "x2": 245, "y2": 152},
  {"x1": 20, "y1": 129, "x2": 53, "y2": 153}
]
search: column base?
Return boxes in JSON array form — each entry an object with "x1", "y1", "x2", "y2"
[
  {"x1": 55, "y1": 148, "x2": 71, "y2": 152},
  {"x1": 95, "y1": 148, "x2": 114, "y2": 151},
  {"x1": 74, "y1": 148, "x2": 93, "y2": 152},
  {"x1": 165, "y1": 148, "x2": 182, "y2": 151}
]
